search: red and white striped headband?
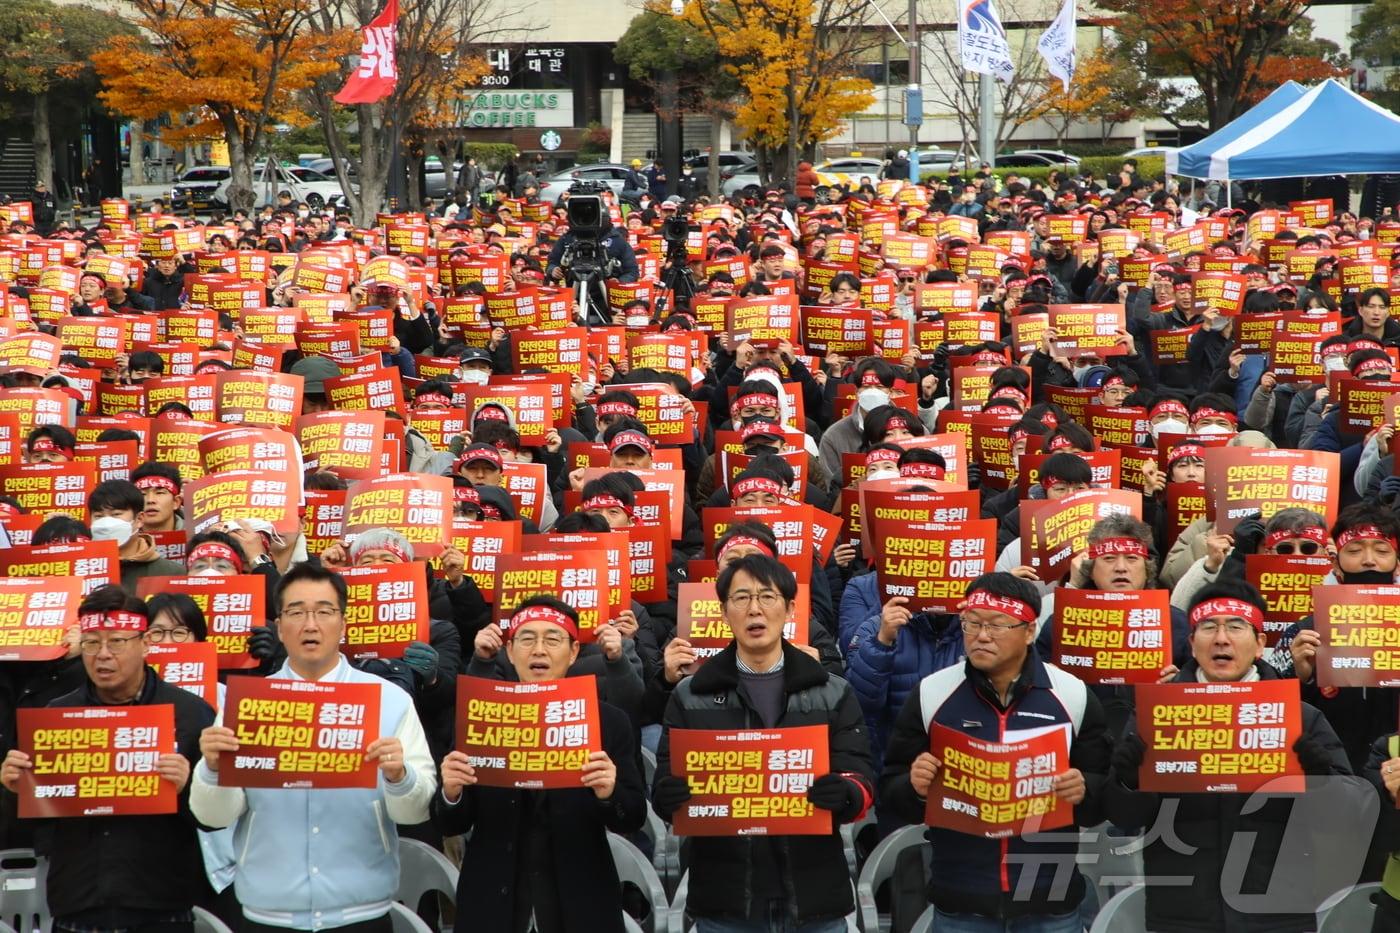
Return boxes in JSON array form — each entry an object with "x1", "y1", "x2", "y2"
[
  {"x1": 962, "y1": 588, "x2": 1036, "y2": 624},
  {"x1": 188, "y1": 541, "x2": 244, "y2": 573},
  {"x1": 1087, "y1": 537, "x2": 1148, "y2": 559},
  {"x1": 1189, "y1": 597, "x2": 1264, "y2": 633},
  {"x1": 597, "y1": 401, "x2": 638, "y2": 418},
  {"x1": 718, "y1": 535, "x2": 775, "y2": 560},
  {"x1": 134, "y1": 475, "x2": 180, "y2": 496},
  {"x1": 732, "y1": 477, "x2": 783, "y2": 499},
  {"x1": 506, "y1": 604, "x2": 579, "y2": 641},
  {"x1": 1191, "y1": 407, "x2": 1236, "y2": 425},
  {"x1": 79, "y1": 610, "x2": 147, "y2": 633},
  {"x1": 1337, "y1": 524, "x2": 1399, "y2": 550},
  {"x1": 900, "y1": 462, "x2": 945, "y2": 480},
  {"x1": 580, "y1": 494, "x2": 632, "y2": 517},
  {"x1": 1263, "y1": 526, "x2": 1327, "y2": 550}
]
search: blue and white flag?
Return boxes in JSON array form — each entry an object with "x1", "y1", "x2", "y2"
[
  {"x1": 1037, "y1": 0, "x2": 1078, "y2": 92},
  {"x1": 957, "y1": 0, "x2": 1016, "y2": 83}
]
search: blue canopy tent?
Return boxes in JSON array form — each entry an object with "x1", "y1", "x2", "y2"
[
  {"x1": 1165, "y1": 81, "x2": 1307, "y2": 179},
  {"x1": 1166, "y1": 79, "x2": 1400, "y2": 183}
]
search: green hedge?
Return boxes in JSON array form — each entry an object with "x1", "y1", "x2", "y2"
[
  {"x1": 922, "y1": 156, "x2": 1166, "y2": 188},
  {"x1": 461, "y1": 143, "x2": 519, "y2": 170}
]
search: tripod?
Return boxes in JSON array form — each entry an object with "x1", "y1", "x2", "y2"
[{"x1": 654, "y1": 240, "x2": 699, "y2": 317}]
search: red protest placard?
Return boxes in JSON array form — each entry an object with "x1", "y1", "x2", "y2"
[
  {"x1": 146, "y1": 642, "x2": 219, "y2": 708},
  {"x1": 1313, "y1": 584, "x2": 1400, "y2": 688},
  {"x1": 1244, "y1": 555, "x2": 1332, "y2": 644},
  {"x1": 1202, "y1": 447, "x2": 1339, "y2": 535},
  {"x1": 512, "y1": 327, "x2": 589, "y2": 380},
  {"x1": 801, "y1": 306, "x2": 874, "y2": 357},
  {"x1": 462, "y1": 384, "x2": 552, "y2": 446},
  {"x1": 220, "y1": 677, "x2": 381, "y2": 789},
  {"x1": 296, "y1": 411, "x2": 385, "y2": 481},
  {"x1": 1135, "y1": 680, "x2": 1303, "y2": 794},
  {"x1": 184, "y1": 468, "x2": 299, "y2": 536},
  {"x1": 494, "y1": 549, "x2": 609, "y2": 642},
  {"x1": 926, "y1": 724, "x2": 1072, "y2": 837},
  {"x1": 135, "y1": 575, "x2": 264, "y2": 669},
  {"x1": 675, "y1": 582, "x2": 810, "y2": 664},
  {"x1": 1052, "y1": 589, "x2": 1172, "y2": 685},
  {"x1": 455, "y1": 675, "x2": 602, "y2": 789},
  {"x1": 215, "y1": 371, "x2": 303, "y2": 430},
  {"x1": 433, "y1": 519, "x2": 522, "y2": 602},
  {"x1": 1046, "y1": 305, "x2": 1128, "y2": 356},
  {"x1": 1190, "y1": 273, "x2": 1248, "y2": 315},
  {"x1": 344, "y1": 473, "x2": 453, "y2": 558},
  {"x1": 1017, "y1": 450, "x2": 1122, "y2": 498},
  {"x1": 526, "y1": 531, "x2": 631, "y2": 618},
  {"x1": 323, "y1": 368, "x2": 405, "y2": 415},
  {"x1": 1335, "y1": 376, "x2": 1400, "y2": 433},
  {"x1": 1021, "y1": 490, "x2": 1143, "y2": 581},
  {"x1": 0, "y1": 461, "x2": 96, "y2": 520},
  {"x1": 340, "y1": 562, "x2": 429, "y2": 660},
  {"x1": 0, "y1": 577, "x2": 84, "y2": 661},
  {"x1": 669, "y1": 725, "x2": 831, "y2": 836},
  {"x1": 17, "y1": 705, "x2": 177, "y2": 818},
  {"x1": 726, "y1": 294, "x2": 799, "y2": 347},
  {"x1": 0, "y1": 542, "x2": 120, "y2": 596}
]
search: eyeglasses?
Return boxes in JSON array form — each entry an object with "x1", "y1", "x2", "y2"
[
  {"x1": 1195, "y1": 619, "x2": 1256, "y2": 637},
  {"x1": 280, "y1": 607, "x2": 342, "y2": 623},
  {"x1": 146, "y1": 626, "x2": 193, "y2": 643},
  {"x1": 1273, "y1": 540, "x2": 1321, "y2": 556},
  {"x1": 959, "y1": 617, "x2": 1030, "y2": 638},
  {"x1": 78, "y1": 634, "x2": 144, "y2": 655},
  {"x1": 726, "y1": 592, "x2": 784, "y2": 610},
  {"x1": 513, "y1": 632, "x2": 570, "y2": 649}
]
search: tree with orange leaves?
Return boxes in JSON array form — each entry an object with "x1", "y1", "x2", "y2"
[
  {"x1": 92, "y1": 0, "x2": 337, "y2": 212},
  {"x1": 1098, "y1": 0, "x2": 1346, "y2": 130}
]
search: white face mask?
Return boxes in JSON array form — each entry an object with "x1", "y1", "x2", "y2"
[
  {"x1": 191, "y1": 566, "x2": 231, "y2": 577},
  {"x1": 1205, "y1": 315, "x2": 1230, "y2": 332},
  {"x1": 857, "y1": 387, "x2": 889, "y2": 413},
  {"x1": 90, "y1": 516, "x2": 134, "y2": 546},
  {"x1": 1194, "y1": 423, "x2": 1235, "y2": 435},
  {"x1": 459, "y1": 368, "x2": 489, "y2": 385},
  {"x1": 1323, "y1": 356, "x2": 1349, "y2": 373},
  {"x1": 1152, "y1": 419, "x2": 1190, "y2": 439},
  {"x1": 626, "y1": 314, "x2": 651, "y2": 328}
]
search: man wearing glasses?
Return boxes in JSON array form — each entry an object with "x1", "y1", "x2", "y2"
[
  {"x1": 1, "y1": 585, "x2": 214, "y2": 933},
  {"x1": 652, "y1": 553, "x2": 875, "y2": 932},
  {"x1": 1106, "y1": 580, "x2": 1359, "y2": 933},
  {"x1": 879, "y1": 572, "x2": 1111, "y2": 932},
  {"x1": 190, "y1": 563, "x2": 436, "y2": 933}
]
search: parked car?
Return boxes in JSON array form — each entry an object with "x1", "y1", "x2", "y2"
[
  {"x1": 210, "y1": 164, "x2": 353, "y2": 210},
  {"x1": 170, "y1": 166, "x2": 231, "y2": 211},
  {"x1": 687, "y1": 150, "x2": 757, "y2": 191},
  {"x1": 1121, "y1": 145, "x2": 1178, "y2": 161},
  {"x1": 540, "y1": 163, "x2": 639, "y2": 204},
  {"x1": 995, "y1": 149, "x2": 1082, "y2": 168}
]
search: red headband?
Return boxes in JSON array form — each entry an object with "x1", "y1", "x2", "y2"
[
  {"x1": 580, "y1": 495, "x2": 632, "y2": 517},
  {"x1": 134, "y1": 475, "x2": 180, "y2": 496},
  {"x1": 454, "y1": 486, "x2": 481, "y2": 506},
  {"x1": 1167, "y1": 443, "x2": 1205, "y2": 467},
  {"x1": 356, "y1": 539, "x2": 410, "y2": 563},
  {"x1": 30, "y1": 437, "x2": 72, "y2": 457},
  {"x1": 732, "y1": 393, "x2": 778, "y2": 412},
  {"x1": 860, "y1": 371, "x2": 884, "y2": 387},
  {"x1": 1046, "y1": 435, "x2": 1075, "y2": 452},
  {"x1": 1039, "y1": 412, "x2": 1059, "y2": 430},
  {"x1": 79, "y1": 610, "x2": 148, "y2": 633},
  {"x1": 1040, "y1": 474, "x2": 1069, "y2": 491},
  {"x1": 718, "y1": 535, "x2": 775, "y2": 560},
  {"x1": 962, "y1": 589, "x2": 1037, "y2": 624},
  {"x1": 989, "y1": 386, "x2": 1026, "y2": 403},
  {"x1": 884, "y1": 414, "x2": 914, "y2": 432},
  {"x1": 1189, "y1": 597, "x2": 1264, "y2": 633},
  {"x1": 1102, "y1": 375, "x2": 1126, "y2": 389},
  {"x1": 1087, "y1": 537, "x2": 1149, "y2": 559},
  {"x1": 1151, "y1": 399, "x2": 1189, "y2": 420},
  {"x1": 481, "y1": 504, "x2": 502, "y2": 520},
  {"x1": 865, "y1": 447, "x2": 901, "y2": 468},
  {"x1": 1263, "y1": 526, "x2": 1327, "y2": 550},
  {"x1": 740, "y1": 421, "x2": 783, "y2": 444},
  {"x1": 1354, "y1": 357, "x2": 1393, "y2": 377},
  {"x1": 900, "y1": 462, "x2": 945, "y2": 480},
  {"x1": 506, "y1": 604, "x2": 579, "y2": 641},
  {"x1": 475, "y1": 406, "x2": 509, "y2": 422},
  {"x1": 608, "y1": 430, "x2": 654, "y2": 454},
  {"x1": 416, "y1": 392, "x2": 452, "y2": 408},
  {"x1": 458, "y1": 447, "x2": 503, "y2": 471},
  {"x1": 732, "y1": 477, "x2": 783, "y2": 499},
  {"x1": 597, "y1": 401, "x2": 638, "y2": 418},
  {"x1": 1191, "y1": 407, "x2": 1236, "y2": 426},
  {"x1": 1337, "y1": 525, "x2": 1399, "y2": 550},
  {"x1": 188, "y1": 541, "x2": 244, "y2": 573}
]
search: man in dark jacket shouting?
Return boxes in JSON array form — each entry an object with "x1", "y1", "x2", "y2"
[
  {"x1": 1106, "y1": 580, "x2": 1369, "y2": 933},
  {"x1": 879, "y1": 571, "x2": 1111, "y2": 931},
  {"x1": 652, "y1": 553, "x2": 876, "y2": 932}
]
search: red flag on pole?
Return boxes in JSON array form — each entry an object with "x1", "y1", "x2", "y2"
[{"x1": 334, "y1": 0, "x2": 399, "y2": 105}]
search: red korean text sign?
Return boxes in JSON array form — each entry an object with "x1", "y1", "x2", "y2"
[
  {"x1": 1021, "y1": 490, "x2": 1143, "y2": 581},
  {"x1": 18, "y1": 705, "x2": 177, "y2": 817},
  {"x1": 340, "y1": 562, "x2": 429, "y2": 660},
  {"x1": 1313, "y1": 584, "x2": 1400, "y2": 688},
  {"x1": 1135, "y1": 680, "x2": 1304, "y2": 794},
  {"x1": 1202, "y1": 447, "x2": 1339, "y2": 535},
  {"x1": 184, "y1": 469, "x2": 300, "y2": 536},
  {"x1": 1244, "y1": 555, "x2": 1333, "y2": 644},
  {"x1": 146, "y1": 642, "x2": 219, "y2": 708},
  {"x1": 675, "y1": 582, "x2": 810, "y2": 664},
  {"x1": 669, "y1": 725, "x2": 831, "y2": 836},
  {"x1": 493, "y1": 549, "x2": 610, "y2": 642},
  {"x1": 454, "y1": 675, "x2": 602, "y2": 789},
  {"x1": 0, "y1": 577, "x2": 83, "y2": 661},
  {"x1": 0, "y1": 542, "x2": 120, "y2": 596},
  {"x1": 1052, "y1": 589, "x2": 1172, "y2": 685},
  {"x1": 344, "y1": 473, "x2": 454, "y2": 558},
  {"x1": 134, "y1": 575, "x2": 265, "y2": 669},
  {"x1": 220, "y1": 677, "x2": 381, "y2": 789},
  {"x1": 926, "y1": 724, "x2": 1072, "y2": 838}
]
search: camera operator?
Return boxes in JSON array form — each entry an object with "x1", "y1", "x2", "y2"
[{"x1": 545, "y1": 182, "x2": 639, "y2": 324}]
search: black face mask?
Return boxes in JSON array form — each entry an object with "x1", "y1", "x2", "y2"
[{"x1": 1342, "y1": 569, "x2": 1394, "y2": 585}]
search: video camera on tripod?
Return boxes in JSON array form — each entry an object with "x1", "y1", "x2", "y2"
[
  {"x1": 558, "y1": 179, "x2": 617, "y2": 324},
  {"x1": 656, "y1": 212, "x2": 698, "y2": 315}
]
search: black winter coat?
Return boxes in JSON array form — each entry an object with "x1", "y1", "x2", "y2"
[
  {"x1": 432, "y1": 702, "x2": 646, "y2": 933},
  {"x1": 653, "y1": 642, "x2": 876, "y2": 925},
  {"x1": 32, "y1": 670, "x2": 214, "y2": 919}
]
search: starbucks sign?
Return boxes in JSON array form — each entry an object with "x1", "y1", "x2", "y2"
[{"x1": 459, "y1": 91, "x2": 574, "y2": 128}]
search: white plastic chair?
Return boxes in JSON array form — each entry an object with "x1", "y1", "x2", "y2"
[
  {"x1": 910, "y1": 904, "x2": 935, "y2": 933},
  {"x1": 192, "y1": 907, "x2": 235, "y2": 933},
  {"x1": 1318, "y1": 882, "x2": 1381, "y2": 933},
  {"x1": 1078, "y1": 823, "x2": 1145, "y2": 905},
  {"x1": 668, "y1": 871, "x2": 690, "y2": 933},
  {"x1": 396, "y1": 837, "x2": 460, "y2": 925},
  {"x1": 1088, "y1": 883, "x2": 1146, "y2": 933},
  {"x1": 855, "y1": 825, "x2": 925, "y2": 933},
  {"x1": 610, "y1": 832, "x2": 670, "y2": 933},
  {"x1": 388, "y1": 902, "x2": 434, "y2": 933},
  {"x1": 0, "y1": 849, "x2": 48, "y2": 933}
]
